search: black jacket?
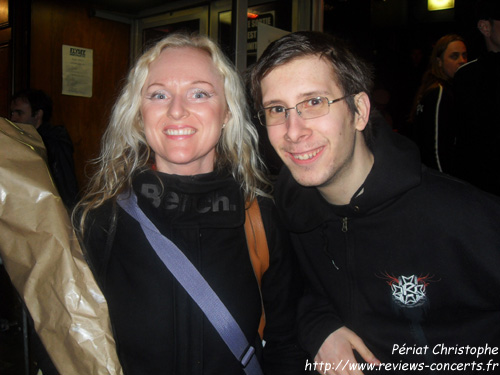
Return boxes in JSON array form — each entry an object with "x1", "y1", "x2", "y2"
[
  {"x1": 454, "y1": 52, "x2": 500, "y2": 195},
  {"x1": 275, "y1": 122, "x2": 500, "y2": 373},
  {"x1": 83, "y1": 170, "x2": 306, "y2": 375},
  {"x1": 37, "y1": 122, "x2": 79, "y2": 207},
  {"x1": 412, "y1": 82, "x2": 457, "y2": 174}
]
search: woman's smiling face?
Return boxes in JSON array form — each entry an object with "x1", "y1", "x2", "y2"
[{"x1": 140, "y1": 46, "x2": 229, "y2": 175}]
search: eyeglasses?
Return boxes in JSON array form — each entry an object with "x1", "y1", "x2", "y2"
[{"x1": 257, "y1": 95, "x2": 354, "y2": 127}]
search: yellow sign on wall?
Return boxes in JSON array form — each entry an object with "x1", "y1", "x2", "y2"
[{"x1": 428, "y1": 0, "x2": 455, "y2": 11}]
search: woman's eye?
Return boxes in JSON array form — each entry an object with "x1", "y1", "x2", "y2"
[
  {"x1": 269, "y1": 106, "x2": 285, "y2": 114},
  {"x1": 150, "y1": 92, "x2": 167, "y2": 100},
  {"x1": 192, "y1": 90, "x2": 211, "y2": 99}
]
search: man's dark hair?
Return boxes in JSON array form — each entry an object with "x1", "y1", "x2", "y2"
[
  {"x1": 248, "y1": 31, "x2": 374, "y2": 141},
  {"x1": 12, "y1": 89, "x2": 53, "y2": 122}
]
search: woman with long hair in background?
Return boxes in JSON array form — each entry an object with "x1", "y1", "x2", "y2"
[{"x1": 409, "y1": 34, "x2": 467, "y2": 174}]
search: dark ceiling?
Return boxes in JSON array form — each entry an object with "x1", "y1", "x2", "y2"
[{"x1": 91, "y1": 0, "x2": 177, "y2": 15}]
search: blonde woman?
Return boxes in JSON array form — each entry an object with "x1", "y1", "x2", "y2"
[{"x1": 74, "y1": 33, "x2": 305, "y2": 375}]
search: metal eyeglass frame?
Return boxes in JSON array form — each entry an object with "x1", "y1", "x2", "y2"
[{"x1": 256, "y1": 94, "x2": 354, "y2": 127}]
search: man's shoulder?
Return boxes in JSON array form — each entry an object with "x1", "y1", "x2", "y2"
[
  {"x1": 454, "y1": 54, "x2": 497, "y2": 82},
  {"x1": 420, "y1": 167, "x2": 500, "y2": 209},
  {"x1": 457, "y1": 58, "x2": 479, "y2": 71},
  {"x1": 454, "y1": 59, "x2": 480, "y2": 81},
  {"x1": 38, "y1": 123, "x2": 74, "y2": 149},
  {"x1": 42, "y1": 123, "x2": 71, "y2": 139}
]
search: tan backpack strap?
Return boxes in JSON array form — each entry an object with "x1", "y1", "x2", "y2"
[{"x1": 244, "y1": 198, "x2": 270, "y2": 339}]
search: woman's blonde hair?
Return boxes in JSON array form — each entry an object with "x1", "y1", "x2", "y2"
[{"x1": 74, "y1": 32, "x2": 270, "y2": 231}]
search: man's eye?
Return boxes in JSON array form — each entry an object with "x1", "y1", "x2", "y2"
[{"x1": 307, "y1": 97, "x2": 323, "y2": 107}]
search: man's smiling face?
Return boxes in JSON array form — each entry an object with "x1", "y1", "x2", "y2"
[{"x1": 261, "y1": 55, "x2": 368, "y2": 194}]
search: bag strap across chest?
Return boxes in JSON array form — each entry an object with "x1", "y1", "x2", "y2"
[
  {"x1": 244, "y1": 198, "x2": 269, "y2": 339},
  {"x1": 116, "y1": 191, "x2": 264, "y2": 375}
]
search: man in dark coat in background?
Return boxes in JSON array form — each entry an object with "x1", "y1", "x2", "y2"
[
  {"x1": 10, "y1": 89, "x2": 80, "y2": 374},
  {"x1": 11, "y1": 89, "x2": 79, "y2": 208},
  {"x1": 454, "y1": 0, "x2": 500, "y2": 196}
]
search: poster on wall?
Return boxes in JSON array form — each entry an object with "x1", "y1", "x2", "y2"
[
  {"x1": 247, "y1": 12, "x2": 275, "y2": 55},
  {"x1": 62, "y1": 45, "x2": 93, "y2": 98}
]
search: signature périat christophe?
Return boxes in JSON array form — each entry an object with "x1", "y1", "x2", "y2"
[{"x1": 392, "y1": 343, "x2": 499, "y2": 358}]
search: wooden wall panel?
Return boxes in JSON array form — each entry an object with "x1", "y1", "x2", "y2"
[
  {"x1": 0, "y1": 21, "x2": 11, "y2": 118},
  {"x1": 30, "y1": 0, "x2": 131, "y2": 191},
  {"x1": 0, "y1": 41, "x2": 11, "y2": 118}
]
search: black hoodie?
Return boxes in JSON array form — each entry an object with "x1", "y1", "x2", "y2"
[{"x1": 275, "y1": 122, "x2": 500, "y2": 374}]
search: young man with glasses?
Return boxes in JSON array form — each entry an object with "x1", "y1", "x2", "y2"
[{"x1": 249, "y1": 31, "x2": 500, "y2": 375}]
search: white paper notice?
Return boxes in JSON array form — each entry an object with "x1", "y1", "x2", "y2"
[
  {"x1": 62, "y1": 45, "x2": 93, "y2": 98},
  {"x1": 256, "y1": 23, "x2": 289, "y2": 59}
]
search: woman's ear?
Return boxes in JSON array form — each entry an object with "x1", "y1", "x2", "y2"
[
  {"x1": 224, "y1": 109, "x2": 231, "y2": 126},
  {"x1": 354, "y1": 92, "x2": 371, "y2": 131}
]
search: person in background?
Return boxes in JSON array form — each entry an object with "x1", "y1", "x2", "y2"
[
  {"x1": 9, "y1": 89, "x2": 80, "y2": 375},
  {"x1": 74, "y1": 33, "x2": 305, "y2": 375},
  {"x1": 408, "y1": 34, "x2": 467, "y2": 174},
  {"x1": 454, "y1": 0, "x2": 500, "y2": 195},
  {"x1": 10, "y1": 89, "x2": 79, "y2": 208},
  {"x1": 249, "y1": 30, "x2": 500, "y2": 375}
]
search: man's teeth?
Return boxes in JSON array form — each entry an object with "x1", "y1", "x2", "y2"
[
  {"x1": 293, "y1": 149, "x2": 320, "y2": 160},
  {"x1": 165, "y1": 128, "x2": 196, "y2": 135}
]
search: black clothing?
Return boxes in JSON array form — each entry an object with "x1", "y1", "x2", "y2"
[
  {"x1": 28, "y1": 121, "x2": 73, "y2": 374},
  {"x1": 83, "y1": 170, "x2": 305, "y2": 375},
  {"x1": 37, "y1": 122, "x2": 79, "y2": 207},
  {"x1": 454, "y1": 52, "x2": 500, "y2": 195},
  {"x1": 275, "y1": 122, "x2": 500, "y2": 373},
  {"x1": 412, "y1": 83, "x2": 457, "y2": 174}
]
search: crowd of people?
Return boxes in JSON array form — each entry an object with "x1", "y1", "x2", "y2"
[{"x1": 3, "y1": 0, "x2": 499, "y2": 374}]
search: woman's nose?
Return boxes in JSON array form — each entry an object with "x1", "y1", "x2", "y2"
[{"x1": 167, "y1": 96, "x2": 189, "y2": 119}]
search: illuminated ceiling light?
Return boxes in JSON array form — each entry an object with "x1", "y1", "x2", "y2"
[
  {"x1": 428, "y1": 0, "x2": 455, "y2": 11},
  {"x1": 247, "y1": 12, "x2": 258, "y2": 19}
]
